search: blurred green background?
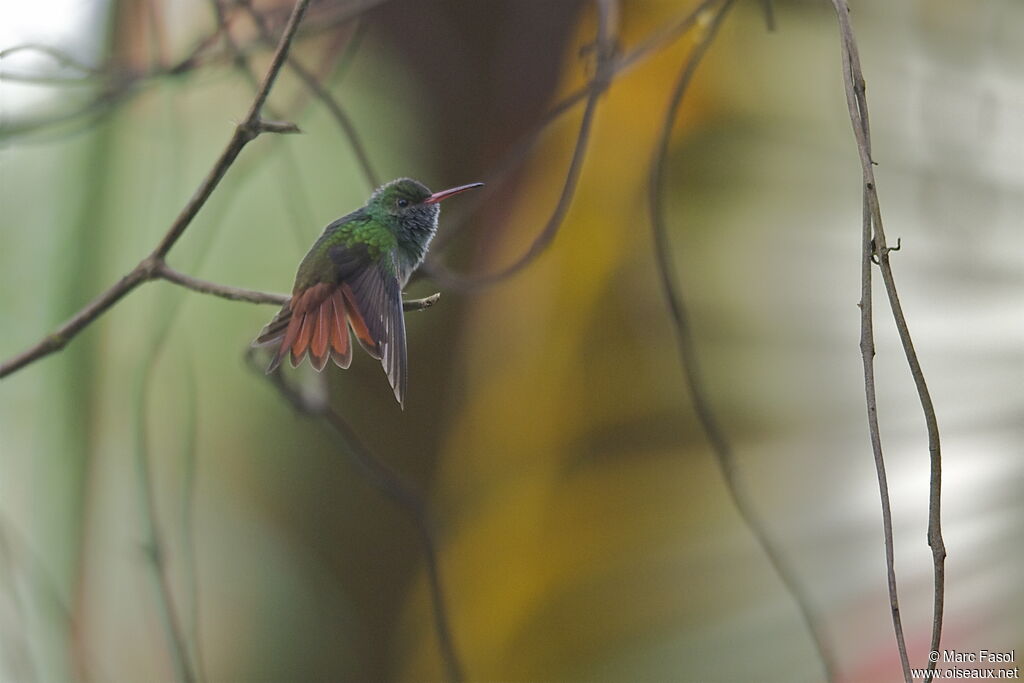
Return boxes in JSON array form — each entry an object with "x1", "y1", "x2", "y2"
[{"x1": 1, "y1": 0, "x2": 1022, "y2": 681}]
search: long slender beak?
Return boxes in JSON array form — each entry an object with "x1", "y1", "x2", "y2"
[{"x1": 423, "y1": 182, "x2": 484, "y2": 204}]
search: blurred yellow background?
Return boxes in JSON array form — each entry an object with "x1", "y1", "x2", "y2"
[{"x1": 1, "y1": 1, "x2": 1021, "y2": 681}]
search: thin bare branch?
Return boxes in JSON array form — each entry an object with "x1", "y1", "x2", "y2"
[
  {"x1": 157, "y1": 264, "x2": 438, "y2": 311},
  {"x1": 157, "y1": 265, "x2": 289, "y2": 306},
  {"x1": 402, "y1": 292, "x2": 440, "y2": 311},
  {"x1": 246, "y1": 353, "x2": 463, "y2": 683},
  {"x1": 0, "y1": 0, "x2": 314, "y2": 380},
  {"x1": 0, "y1": 266, "x2": 149, "y2": 378},
  {"x1": 424, "y1": 0, "x2": 616, "y2": 291},
  {"x1": 256, "y1": 119, "x2": 302, "y2": 134},
  {"x1": 206, "y1": 0, "x2": 360, "y2": 254},
  {"x1": 153, "y1": 0, "x2": 314, "y2": 259},
  {"x1": 829, "y1": 2, "x2": 944, "y2": 681},
  {"x1": 427, "y1": 0, "x2": 720, "y2": 269},
  {"x1": 109, "y1": 5, "x2": 318, "y2": 672},
  {"x1": 856, "y1": 186, "x2": 911, "y2": 683},
  {"x1": 647, "y1": 0, "x2": 836, "y2": 680},
  {"x1": 208, "y1": 0, "x2": 313, "y2": 254}
]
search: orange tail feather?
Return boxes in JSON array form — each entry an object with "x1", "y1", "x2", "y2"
[
  {"x1": 329, "y1": 292, "x2": 353, "y2": 369},
  {"x1": 341, "y1": 284, "x2": 380, "y2": 359},
  {"x1": 265, "y1": 283, "x2": 370, "y2": 373},
  {"x1": 309, "y1": 299, "x2": 331, "y2": 371}
]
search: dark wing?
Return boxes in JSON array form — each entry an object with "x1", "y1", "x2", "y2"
[
  {"x1": 253, "y1": 302, "x2": 292, "y2": 348},
  {"x1": 330, "y1": 244, "x2": 408, "y2": 407}
]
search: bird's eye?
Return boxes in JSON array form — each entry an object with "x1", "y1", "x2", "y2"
[{"x1": 397, "y1": 198, "x2": 409, "y2": 208}]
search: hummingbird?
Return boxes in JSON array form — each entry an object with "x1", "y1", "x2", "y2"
[{"x1": 253, "y1": 178, "x2": 483, "y2": 407}]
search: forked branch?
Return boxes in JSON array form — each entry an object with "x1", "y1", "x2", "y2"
[
  {"x1": 829, "y1": 2, "x2": 945, "y2": 682},
  {"x1": 0, "y1": 0, "x2": 311, "y2": 380}
]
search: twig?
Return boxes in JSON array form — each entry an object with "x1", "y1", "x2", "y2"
[
  {"x1": 647, "y1": 0, "x2": 836, "y2": 680},
  {"x1": 857, "y1": 187, "x2": 911, "y2": 683},
  {"x1": 154, "y1": 0, "x2": 309, "y2": 258},
  {"x1": 402, "y1": 292, "x2": 441, "y2": 311},
  {"x1": 829, "y1": 2, "x2": 945, "y2": 681},
  {"x1": 0, "y1": 265, "x2": 146, "y2": 378},
  {"x1": 246, "y1": 355, "x2": 463, "y2": 683},
  {"x1": 207, "y1": 0, "x2": 316, "y2": 253},
  {"x1": 0, "y1": 0, "x2": 314, "y2": 380},
  {"x1": 426, "y1": 0, "x2": 721, "y2": 265},
  {"x1": 157, "y1": 264, "x2": 439, "y2": 311},
  {"x1": 206, "y1": 0, "x2": 355, "y2": 253},
  {"x1": 157, "y1": 264, "x2": 289, "y2": 305},
  {"x1": 255, "y1": 119, "x2": 302, "y2": 134},
  {"x1": 424, "y1": 0, "x2": 617, "y2": 290}
]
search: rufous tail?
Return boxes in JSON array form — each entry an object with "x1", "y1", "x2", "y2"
[{"x1": 253, "y1": 283, "x2": 379, "y2": 373}]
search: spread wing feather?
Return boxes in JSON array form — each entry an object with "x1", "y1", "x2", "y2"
[
  {"x1": 252, "y1": 243, "x2": 409, "y2": 407},
  {"x1": 333, "y1": 247, "x2": 407, "y2": 407}
]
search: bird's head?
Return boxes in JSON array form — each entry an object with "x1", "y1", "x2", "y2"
[{"x1": 368, "y1": 178, "x2": 483, "y2": 237}]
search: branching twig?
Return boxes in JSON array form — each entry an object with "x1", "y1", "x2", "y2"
[
  {"x1": 246, "y1": 354, "x2": 463, "y2": 683},
  {"x1": 829, "y1": 2, "x2": 945, "y2": 682},
  {"x1": 647, "y1": 1, "x2": 836, "y2": 680},
  {"x1": 61, "y1": 3, "x2": 318, "y2": 681},
  {"x1": 206, "y1": 0, "x2": 365, "y2": 252},
  {"x1": 4, "y1": 5, "x2": 946, "y2": 683},
  {"x1": 0, "y1": 0, "x2": 313, "y2": 380},
  {"x1": 207, "y1": 0, "x2": 321, "y2": 254}
]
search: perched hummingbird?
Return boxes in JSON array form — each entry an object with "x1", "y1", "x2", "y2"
[{"x1": 253, "y1": 178, "x2": 483, "y2": 407}]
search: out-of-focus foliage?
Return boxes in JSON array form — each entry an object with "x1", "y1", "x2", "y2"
[{"x1": 1, "y1": 1, "x2": 1021, "y2": 682}]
